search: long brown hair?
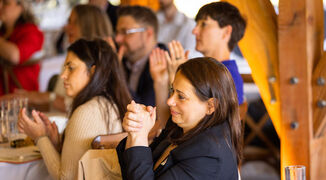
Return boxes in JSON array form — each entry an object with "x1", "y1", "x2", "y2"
[
  {"x1": 68, "y1": 39, "x2": 131, "y2": 121},
  {"x1": 73, "y1": 4, "x2": 113, "y2": 40},
  {"x1": 168, "y1": 57, "x2": 243, "y2": 164}
]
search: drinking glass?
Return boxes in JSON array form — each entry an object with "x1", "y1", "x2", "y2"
[
  {"x1": 0, "y1": 101, "x2": 9, "y2": 144},
  {"x1": 285, "y1": 165, "x2": 306, "y2": 180}
]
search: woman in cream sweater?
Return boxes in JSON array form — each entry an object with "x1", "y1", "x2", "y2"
[{"x1": 18, "y1": 39, "x2": 130, "y2": 179}]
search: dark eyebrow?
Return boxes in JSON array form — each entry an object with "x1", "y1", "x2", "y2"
[
  {"x1": 64, "y1": 61, "x2": 72, "y2": 67},
  {"x1": 176, "y1": 89, "x2": 189, "y2": 98}
]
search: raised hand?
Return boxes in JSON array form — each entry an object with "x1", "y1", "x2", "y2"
[
  {"x1": 149, "y1": 48, "x2": 168, "y2": 83},
  {"x1": 165, "y1": 40, "x2": 189, "y2": 84}
]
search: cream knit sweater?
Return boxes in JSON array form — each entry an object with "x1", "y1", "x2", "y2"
[{"x1": 37, "y1": 96, "x2": 123, "y2": 180}]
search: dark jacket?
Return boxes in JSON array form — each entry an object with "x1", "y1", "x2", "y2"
[
  {"x1": 122, "y1": 43, "x2": 167, "y2": 107},
  {"x1": 117, "y1": 120, "x2": 239, "y2": 180}
]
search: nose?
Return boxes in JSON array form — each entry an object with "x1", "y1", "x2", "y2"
[
  {"x1": 192, "y1": 25, "x2": 199, "y2": 35},
  {"x1": 115, "y1": 33, "x2": 124, "y2": 45},
  {"x1": 167, "y1": 94, "x2": 176, "y2": 107},
  {"x1": 60, "y1": 69, "x2": 67, "y2": 80}
]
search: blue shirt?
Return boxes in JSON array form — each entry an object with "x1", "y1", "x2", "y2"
[{"x1": 222, "y1": 60, "x2": 244, "y2": 104}]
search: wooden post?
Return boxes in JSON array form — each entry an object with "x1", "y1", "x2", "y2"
[{"x1": 226, "y1": 0, "x2": 326, "y2": 179}]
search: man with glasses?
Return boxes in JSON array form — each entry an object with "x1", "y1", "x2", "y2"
[{"x1": 115, "y1": 5, "x2": 167, "y2": 106}]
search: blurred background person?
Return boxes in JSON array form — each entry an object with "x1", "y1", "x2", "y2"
[
  {"x1": 115, "y1": 5, "x2": 167, "y2": 107},
  {"x1": 0, "y1": 0, "x2": 44, "y2": 95},
  {"x1": 156, "y1": 0, "x2": 201, "y2": 58},
  {"x1": 88, "y1": 0, "x2": 119, "y2": 32},
  {"x1": 1, "y1": 4, "x2": 113, "y2": 113}
]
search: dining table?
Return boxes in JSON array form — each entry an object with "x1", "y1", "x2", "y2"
[{"x1": 0, "y1": 143, "x2": 52, "y2": 180}]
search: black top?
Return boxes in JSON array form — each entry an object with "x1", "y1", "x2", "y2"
[{"x1": 117, "y1": 119, "x2": 239, "y2": 180}]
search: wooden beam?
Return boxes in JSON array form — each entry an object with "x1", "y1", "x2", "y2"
[
  {"x1": 120, "y1": 0, "x2": 159, "y2": 11},
  {"x1": 311, "y1": 136, "x2": 326, "y2": 179},
  {"x1": 224, "y1": 0, "x2": 281, "y2": 136},
  {"x1": 278, "y1": 0, "x2": 315, "y2": 179},
  {"x1": 313, "y1": 53, "x2": 326, "y2": 137}
]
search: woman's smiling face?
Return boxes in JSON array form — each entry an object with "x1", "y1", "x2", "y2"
[{"x1": 167, "y1": 71, "x2": 210, "y2": 133}]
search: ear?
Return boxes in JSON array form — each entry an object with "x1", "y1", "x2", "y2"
[
  {"x1": 145, "y1": 27, "x2": 154, "y2": 40},
  {"x1": 90, "y1": 65, "x2": 96, "y2": 76},
  {"x1": 206, "y1": 98, "x2": 216, "y2": 115},
  {"x1": 222, "y1": 25, "x2": 232, "y2": 42}
]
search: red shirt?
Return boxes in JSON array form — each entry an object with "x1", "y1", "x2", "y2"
[{"x1": 0, "y1": 23, "x2": 44, "y2": 95}]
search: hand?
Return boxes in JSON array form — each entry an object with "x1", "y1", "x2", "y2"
[
  {"x1": 166, "y1": 40, "x2": 189, "y2": 84},
  {"x1": 149, "y1": 48, "x2": 168, "y2": 83},
  {"x1": 117, "y1": 45, "x2": 126, "y2": 64},
  {"x1": 39, "y1": 112, "x2": 61, "y2": 151},
  {"x1": 123, "y1": 101, "x2": 156, "y2": 136},
  {"x1": 18, "y1": 108, "x2": 47, "y2": 141}
]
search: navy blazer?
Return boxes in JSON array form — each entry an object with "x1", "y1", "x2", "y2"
[{"x1": 117, "y1": 120, "x2": 239, "y2": 180}]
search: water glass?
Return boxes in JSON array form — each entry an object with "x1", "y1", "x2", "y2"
[{"x1": 285, "y1": 165, "x2": 306, "y2": 180}]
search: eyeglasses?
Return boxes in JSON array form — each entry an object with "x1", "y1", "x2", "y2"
[{"x1": 116, "y1": 27, "x2": 146, "y2": 36}]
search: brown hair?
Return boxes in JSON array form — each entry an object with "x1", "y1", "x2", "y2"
[
  {"x1": 117, "y1": 5, "x2": 158, "y2": 39},
  {"x1": 195, "y1": 2, "x2": 246, "y2": 51},
  {"x1": 73, "y1": 4, "x2": 113, "y2": 40},
  {"x1": 68, "y1": 38, "x2": 131, "y2": 122},
  {"x1": 169, "y1": 57, "x2": 243, "y2": 164}
]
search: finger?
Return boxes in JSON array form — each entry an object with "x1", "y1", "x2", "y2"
[
  {"x1": 125, "y1": 112, "x2": 143, "y2": 122},
  {"x1": 165, "y1": 51, "x2": 172, "y2": 65},
  {"x1": 175, "y1": 41, "x2": 185, "y2": 57},
  {"x1": 171, "y1": 41, "x2": 181, "y2": 59},
  {"x1": 168, "y1": 42, "x2": 176, "y2": 61},
  {"x1": 151, "y1": 107, "x2": 157, "y2": 121},
  {"x1": 117, "y1": 46, "x2": 125, "y2": 63},
  {"x1": 146, "y1": 106, "x2": 154, "y2": 112},
  {"x1": 52, "y1": 122, "x2": 59, "y2": 134},
  {"x1": 39, "y1": 112, "x2": 51, "y2": 125},
  {"x1": 31, "y1": 110, "x2": 44, "y2": 124},
  {"x1": 18, "y1": 125, "x2": 25, "y2": 133},
  {"x1": 127, "y1": 101, "x2": 139, "y2": 113},
  {"x1": 125, "y1": 118, "x2": 143, "y2": 128},
  {"x1": 185, "y1": 50, "x2": 190, "y2": 60},
  {"x1": 17, "y1": 121, "x2": 25, "y2": 132},
  {"x1": 159, "y1": 49, "x2": 167, "y2": 67},
  {"x1": 19, "y1": 108, "x2": 31, "y2": 126}
]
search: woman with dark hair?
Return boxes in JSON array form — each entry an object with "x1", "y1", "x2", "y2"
[
  {"x1": 117, "y1": 57, "x2": 242, "y2": 179},
  {"x1": 0, "y1": 0, "x2": 44, "y2": 95},
  {"x1": 18, "y1": 39, "x2": 131, "y2": 180}
]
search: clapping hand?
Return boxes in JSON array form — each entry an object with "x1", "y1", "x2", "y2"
[
  {"x1": 166, "y1": 40, "x2": 189, "y2": 84},
  {"x1": 149, "y1": 48, "x2": 168, "y2": 83},
  {"x1": 18, "y1": 109, "x2": 46, "y2": 141},
  {"x1": 39, "y1": 112, "x2": 61, "y2": 151}
]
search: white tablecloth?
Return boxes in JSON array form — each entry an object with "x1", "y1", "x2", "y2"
[{"x1": 0, "y1": 160, "x2": 52, "y2": 180}]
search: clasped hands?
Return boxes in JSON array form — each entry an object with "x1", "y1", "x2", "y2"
[{"x1": 123, "y1": 100, "x2": 156, "y2": 147}]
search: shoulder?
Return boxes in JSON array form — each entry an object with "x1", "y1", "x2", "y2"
[
  {"x1": 172, "y1": 123, "x2": 237, "y2": 164},
  {"x1": 71, "y1": 96, "x2": 114, "y2": 118},
  {"x1": 15, "y1": 23, "x2": 43, "y2": 35}
]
